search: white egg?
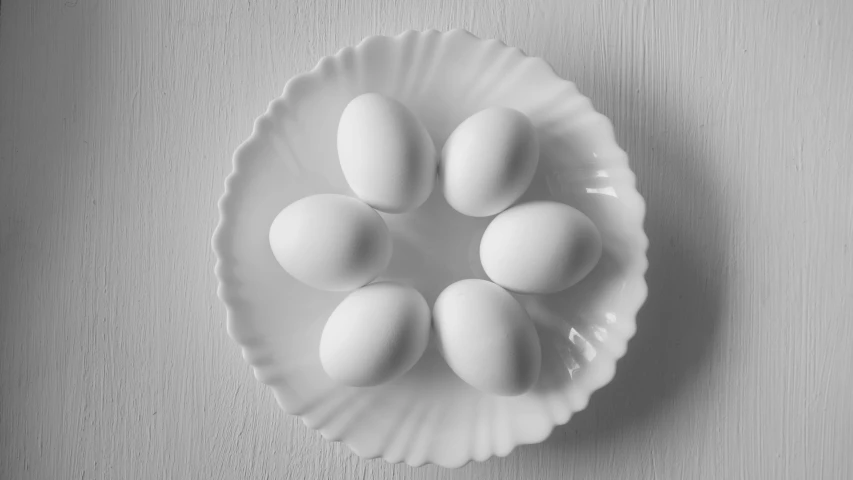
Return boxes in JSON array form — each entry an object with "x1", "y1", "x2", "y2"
[
  {"x1": 440, "y1": 107, "x2": 539, "y2": 217},
  {"x1": 269, "y1": 194, "x2": 392, "y2": 291},
  {"x1": 320, "y1": 282, "x2": 431, "y2": 387},
  {"x1": 337, "y1": 93, "x2": 438, "y2": 213},
  {"x1": 433, "y1": 279, "x2": 541, "y2": 396},
  {"x1": 480, "y1": 201, "x2": 603, "y2": 294}
]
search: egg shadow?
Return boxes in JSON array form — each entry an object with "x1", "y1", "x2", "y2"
[{"x1": 529, "y1": 87, "x2": 730, "y2": 448}]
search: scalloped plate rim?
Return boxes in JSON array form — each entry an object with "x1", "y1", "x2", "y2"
[{"x1": 212, "y1": 28, "x2": 649, "y2": 468}]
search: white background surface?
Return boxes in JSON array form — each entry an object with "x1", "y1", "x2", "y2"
[{"x1": 2, "y1": 0, "x2": 852, "y2": 478}]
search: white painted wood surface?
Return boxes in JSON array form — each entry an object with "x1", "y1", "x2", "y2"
[{"x1": 2, "y1": 0, "x2": 852, "y2": 478}]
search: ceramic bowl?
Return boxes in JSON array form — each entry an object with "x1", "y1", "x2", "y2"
[{"x1": 213, "y1": 29, "x2": 648, "y2": 468}]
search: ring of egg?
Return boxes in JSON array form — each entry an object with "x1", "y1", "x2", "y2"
[{"x1": 268, "y1": 93, "x2": 604, "y2": 396}]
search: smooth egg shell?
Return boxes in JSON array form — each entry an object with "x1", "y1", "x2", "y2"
[
  {"x1": 320, "y1": 282, "x2": 431, "y2": 387},
  {"x1": 338, "y1": 93, "x2": 437, "y2": 213},
  {"x1": 433, "y1": 279, "x2": 541, "y2": 396},
  {"x1": 269, "y1": 194, "x2": 392, "y2": 291},
  {"x1": 440, "y1": 107, "x2": 539, "y2": 217},
  {"x1": 480, "y1": 201, "x2": 602, "y2": 294}
]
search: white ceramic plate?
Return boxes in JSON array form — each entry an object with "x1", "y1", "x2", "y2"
[{"x1": 214, "y1": 29, "x2": 648, "y2": 468}]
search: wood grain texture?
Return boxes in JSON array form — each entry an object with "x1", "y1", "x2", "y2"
[{"x1": 1, "y1": 0, "x2": 851, "y2": 478}]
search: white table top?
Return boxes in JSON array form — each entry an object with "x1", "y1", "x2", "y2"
[{"x1": 2, "y1": 0, "x2": 851, "y2": 478}]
